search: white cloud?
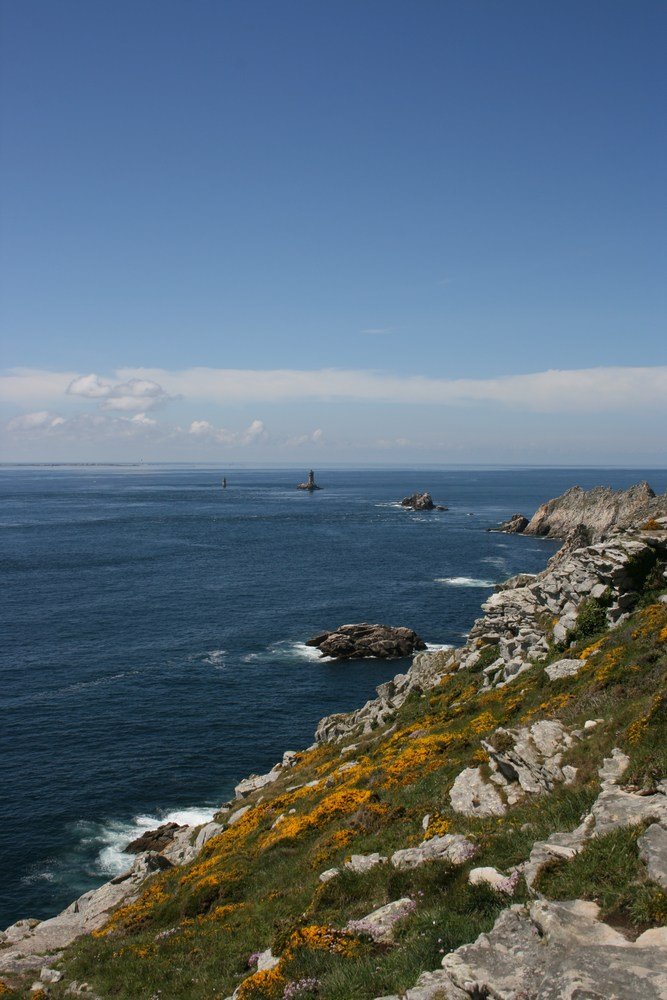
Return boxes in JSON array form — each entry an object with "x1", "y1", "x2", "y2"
[
  {"x1": 360, "y1": 327, "x2": 391, "y2": 335},
  {"x1": 286, "y1": 428, "x2": 325, "y2": 447},
  {"x1": 130, "y1": 412, "x2": 157, "y2": 426},
  {"x1": 188, "y1": 418, "x2": 266, "y2": 446},
  {"x1": 67, "y1": 374, "x2": 113, "y2": 398},
  {"x1": 7, "y1": 411, "x2": 65, "y2": 431}
]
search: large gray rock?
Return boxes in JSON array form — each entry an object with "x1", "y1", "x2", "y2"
[
  {"x1": 306, "y1": 623, "x2": 427, "y2": 660},
  {"x1": 391, "y1": 834, "x2": 477, "y2": 870},
  {"x1": 346, "y1": 898, "x2": 416, "y2": 943},
  {"x1": 449, "y1": 767, "x2": 507, "y2": 817},
  {"x1": 545, "y1": 657, "x2": 585, "y2": 681}
]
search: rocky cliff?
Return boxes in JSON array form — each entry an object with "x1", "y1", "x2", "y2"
[{"x1": 2, "y1": 498, "x2": 666, "y2": 1000}]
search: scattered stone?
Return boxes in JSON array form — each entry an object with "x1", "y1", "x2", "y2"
[
  {"x1": 306, "y1": 623, "x2": 427, "y2": 660},
  {"x1": 345, "y1": 853, "x2": 387, "y2": 874},
  {"x1": 318, "y1": 868, "x2": 340, "y2": 883},
  {"x1": 256, "y1": 948, "x2": 280, "y2": 972}
]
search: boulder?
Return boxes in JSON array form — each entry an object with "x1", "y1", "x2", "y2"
[{"x1": 306, "y1": 623, "x2": 427, "y2": 660}]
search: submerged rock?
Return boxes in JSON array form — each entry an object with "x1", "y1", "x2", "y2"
[{"x1": 306, "y1": 623, "x2": 427, "y2": 660}]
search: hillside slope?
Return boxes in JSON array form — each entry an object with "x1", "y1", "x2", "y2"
[{"x1": 1, "y1": 512, "x2": 666, "y2": 1000}]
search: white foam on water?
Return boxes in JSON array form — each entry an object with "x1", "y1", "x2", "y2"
[
  {"x1": 202, "y1": 649, "x2": 227, "y2": 668},
  {"x1": 85, "y1": 805, "x2": 218, "y2": 876},
  {"x1": 424, "y1": 642, "x2": 454, "y2": 652},
  {"x1": 243, "y1": 640, "x2": 333, "y2": 664},
  {"x1": 434, "y1": 576, "x2": 496, "y2": 588}
]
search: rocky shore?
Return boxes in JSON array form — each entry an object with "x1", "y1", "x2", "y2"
[{"x1": 2, "y1": 483, "x2": 666, "y2": 1000}]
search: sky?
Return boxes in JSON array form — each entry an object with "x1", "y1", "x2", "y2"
[{"x1": 1, "y1": 0, "x2": 665, "y2": 465}]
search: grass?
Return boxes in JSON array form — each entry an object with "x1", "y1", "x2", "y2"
[
  {"x1": 10, "y1": 573, "x2": 665, "y2": 1000},
  {"x1": 534, "y1": 824, "x2": 667, "y2": 930}
]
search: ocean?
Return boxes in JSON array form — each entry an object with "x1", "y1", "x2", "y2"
[{"x1": 1, "y1": 465, "x2": 665, "y2": 927}]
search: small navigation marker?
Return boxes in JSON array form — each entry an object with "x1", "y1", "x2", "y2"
[{"x1": 296, "y1": 469, "x2": 321, "y2": 491}]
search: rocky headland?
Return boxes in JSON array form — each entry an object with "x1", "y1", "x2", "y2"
[
  {"x1": 2, "y1": 484, "x2": 666, "y2": 1000},
  {"x1": 305, "y1": 624, "x2": 427, "y2": 660},
  {"x1": 498, "y1": 481, "x2": 664, "y2": 543}
]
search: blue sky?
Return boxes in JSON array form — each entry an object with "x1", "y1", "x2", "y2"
[{"x1": 1, "y1": 0, "x2": 665, "y2": 463}]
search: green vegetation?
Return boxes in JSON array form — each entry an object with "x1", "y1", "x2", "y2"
[{"x1": 6, "y1": 580, "x2": 665, "y2": 1000}]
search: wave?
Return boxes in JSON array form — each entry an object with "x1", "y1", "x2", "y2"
[
  {"x1": 434, "y1": 576, "x2": 496, "y2": 588},
  {"x1": 424, "y1": 642, "x2": 454, "y2": 652},
  {"x1": 242, "y1": 640, "x2": 334, "y2": 664}
]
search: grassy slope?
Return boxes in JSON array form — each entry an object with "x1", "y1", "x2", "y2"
[{"x1": 8, "y1": 587, "x2": 667, "y2": 1000}]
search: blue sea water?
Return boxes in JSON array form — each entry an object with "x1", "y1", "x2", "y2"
[{"x1": 1, "y1": 465, "x2": 665, "y2": 928}]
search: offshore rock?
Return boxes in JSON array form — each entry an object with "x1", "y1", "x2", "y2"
[
  {"x1": 306, "y1": 623, "x2": 427, "y2": 660},
  {"x1": 401, "y1": 492, "x2": 447, "y2": 511},
  {"x1": 496, "y1": 513, "x2": 529, "y2": 534}
]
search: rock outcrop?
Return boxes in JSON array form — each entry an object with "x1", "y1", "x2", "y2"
[
  {"x1": 306, "y1": 623, "x2": 427, "y2": 660},
  {"x1": 124, "y1": 822, "x2": 182, "y2": 854},
  {"x1": 401, "y1": 492, "x2": 447, "y2": 511}
]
